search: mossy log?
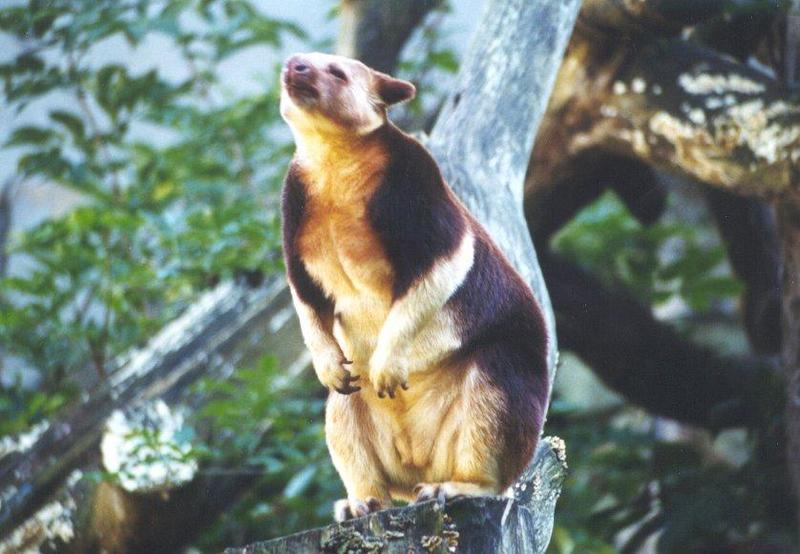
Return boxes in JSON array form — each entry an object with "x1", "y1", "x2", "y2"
[{"x1": 226, "y1": 438, "x2": 566, "y2": 554}]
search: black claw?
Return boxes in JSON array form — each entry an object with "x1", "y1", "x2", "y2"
[
  {"x1": 401, "y1": 382, "x2": 409, "y2": 391},
  {"x1": 342, "y1": 359, "x2": 353, "y2": 365},
  {"x1": 335, "y1": 384, "x2": 361, "y2": 395},
  {"x1": 378, "y1": 390, "x2": 385, "y2": 398},
  {"x1": 387, "y1": 387, "x2": 396, "y2": 399},
  {"x1": 334, "y1": 370, "x2": 361, "y2": 394},
  {"x1": 366, "y1": 497, "x2": 382, "y2": 512}
]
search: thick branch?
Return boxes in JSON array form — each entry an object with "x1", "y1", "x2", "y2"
[
  {"x1": 530, "y1": 33, "x2": 800, "y2": 203},
  {"x1": 227, "y1": 437, "x2": 567, "y2": 554},
  {"x1": 579, "y1": 0, "x2": 771, "y2": 36},
  {"x1": 525, "y1": 150, "x2": 667, "y2": 247},
  {"x1": 540, "y1": 250, "x2": 780, "y2": 429},
  {"x1": 704, "y1": 187, "x2": 783, "y2": 354}
]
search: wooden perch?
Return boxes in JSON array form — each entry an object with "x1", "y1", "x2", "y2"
[
  {"x1": 226, "y1": 437, "x2": 567, "y2": 554},
  {"x1": 0, "y1": 278, "x2": 309, "y2": 552}
]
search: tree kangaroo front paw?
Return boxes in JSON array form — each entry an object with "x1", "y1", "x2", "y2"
[
  {"x1": 368, "y1": 349, "x2": 408, "y2": 399},
  {"x1": 333, "y1": 497, "x2": 384, "y2": 522},
  {"x1": 314, "y1": 351, "x2": 360, "y2": 395}
]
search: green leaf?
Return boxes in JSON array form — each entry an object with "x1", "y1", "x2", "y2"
[
  {"x1": 50, "y1": 110, "x2": 85, "y2": 140},
  {"x1": 6, "y1": 126, "x2": 56, "y2": 146},
  {"x1": 282, "y1": 464, "x2": 317, "y2": 499}
]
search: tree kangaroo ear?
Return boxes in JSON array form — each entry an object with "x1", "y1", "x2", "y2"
[{"x1": 375, "y1": 72, "x2": 416, "y2": 106}]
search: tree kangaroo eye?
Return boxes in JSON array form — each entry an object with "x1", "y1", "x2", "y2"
[{"x1": 328, "y1": 66, "x2": 347, "y2": 82}]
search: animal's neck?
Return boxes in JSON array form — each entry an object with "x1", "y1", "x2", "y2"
[{"x1": 295, "y1": 128, "x2": 389, "y2": 202}]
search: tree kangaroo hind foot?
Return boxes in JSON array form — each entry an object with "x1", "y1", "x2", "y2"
[
  {"x1": 333, "y1": 496, "x2": 384, "y2": 522},
  {"x1": 413, "y1": 481, "x2": 497, "y2": 504}
]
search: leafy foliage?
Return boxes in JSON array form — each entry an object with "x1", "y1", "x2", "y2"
[
  {"x1": 547, "y1": 395, "x2": 793, "y2": 553},
  {"x1": 0, "y1": 0, "x2": 294, "y2": 409},
  {"x1": 191, "y1": 356, "x2": 341, "y2": 547},
  {"x1": 553, "y1": 192, "x2": 742, "y2": 311}
]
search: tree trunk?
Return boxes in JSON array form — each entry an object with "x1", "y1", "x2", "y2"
[
  {"x1": 226, "y1": 438, "x2": 567, "y2": 554},
  {"x1": 336, "y1": 0, "x2": 442, "y2": 74}
]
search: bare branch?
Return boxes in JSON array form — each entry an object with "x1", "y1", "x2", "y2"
[
  {"x1": 540, "y1": 250, "x2": 780, "y2": 429},
  {"x1": 428, "y1": 0, "x2": 581, "y2": 384}
]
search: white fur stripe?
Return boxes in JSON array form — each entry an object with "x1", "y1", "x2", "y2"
[{"x1": 371, "y1": 231, "x2": 475, "y2": 368}]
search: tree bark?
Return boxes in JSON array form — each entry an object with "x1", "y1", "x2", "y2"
[{"x1": 226, "y1": 438, "x2": 567, "y2": 554}]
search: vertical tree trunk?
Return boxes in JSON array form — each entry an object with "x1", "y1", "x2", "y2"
[{"x1": 779, "y1": 196, "x2": 800, "y2": 531}]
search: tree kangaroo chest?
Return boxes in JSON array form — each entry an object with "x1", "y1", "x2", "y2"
[
  {"x1": 297, "y1": 195, "x2": 462, "y2": 373},
  {"x1": 297, "y1": 198, "x2": 393, "y2": 299},
  {"x1": 297, "y1": 199, "x2": 393, "y2": 358}
]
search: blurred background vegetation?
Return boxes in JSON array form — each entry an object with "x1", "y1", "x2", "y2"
[{"x1": 0, "y1": 1, "x2": 795, "y2": 553}]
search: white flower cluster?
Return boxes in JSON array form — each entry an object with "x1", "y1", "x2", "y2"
[{"x1": 101, "y1": 400, "x2": 198, "y2": 493}]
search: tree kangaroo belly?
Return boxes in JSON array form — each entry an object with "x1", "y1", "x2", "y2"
[{"x1": 359, "y1": 363, "x2": 473, "y2": 491}]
